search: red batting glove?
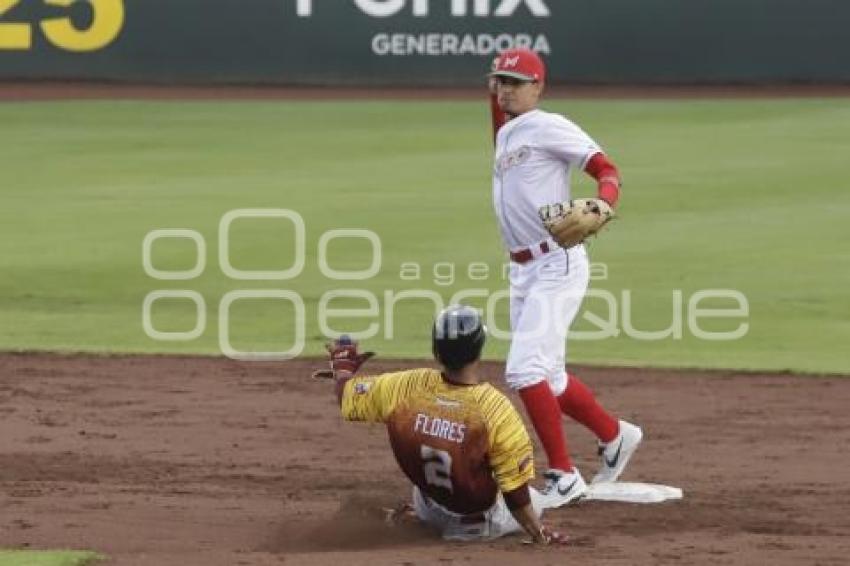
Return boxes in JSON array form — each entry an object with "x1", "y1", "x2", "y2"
[
  {"x1": 327, "y1": 336, "x2": 374, "y2": 376},
  {"x1": 311, "y1": 336, "x2": 374, "y2": 381}
]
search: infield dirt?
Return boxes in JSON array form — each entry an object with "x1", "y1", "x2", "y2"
[{"x1": 1, "y1": 353, "x2": 848, "y2": 565}]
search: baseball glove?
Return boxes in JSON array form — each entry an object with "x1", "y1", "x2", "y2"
[{"x1": 539, "y1": 198, "x2": 615, "y2": 249}]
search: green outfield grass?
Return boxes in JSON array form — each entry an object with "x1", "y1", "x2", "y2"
[
  {"x1": 0, "y1": 550, "x2": 102, "y2": 566},
  {"x1": 0, "y1": 98, "x2": 847, "y2": 373}
]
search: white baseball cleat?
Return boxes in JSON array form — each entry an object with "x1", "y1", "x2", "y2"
[
  {"x1": 592, "y1": 420, "x2": 643, "y2": 484},
  {"x1": 540, "y1": 467, "x2": 587, "y2": 509}
]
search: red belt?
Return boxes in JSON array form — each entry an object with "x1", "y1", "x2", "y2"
[{"x1": 510, "y1": 240, "x2": 551, "y2": 264}]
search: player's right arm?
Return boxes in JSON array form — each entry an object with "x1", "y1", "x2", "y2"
[
  {"x1": 489, "y1": 58, "x2": 507, "y2": 146},
  {"x1": 489, "y1": 86, "x2": 507, "y2": 146}
]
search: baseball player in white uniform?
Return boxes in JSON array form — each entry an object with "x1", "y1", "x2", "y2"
[{"x1": 488, "y1": 48, "x2": 643, "y2": 508}]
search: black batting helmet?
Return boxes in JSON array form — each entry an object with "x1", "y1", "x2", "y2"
[{"x1": 432, "y1": 305, "x2": 486, "y2": 370}]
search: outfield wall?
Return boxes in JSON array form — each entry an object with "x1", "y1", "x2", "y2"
[{"x1": 1, "y1": 0, "x2": 848, "y2": 85}]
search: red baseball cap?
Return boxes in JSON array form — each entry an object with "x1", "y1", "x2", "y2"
[{"x1": 490, "y1": 48, "x2": 546, "y2": 83}]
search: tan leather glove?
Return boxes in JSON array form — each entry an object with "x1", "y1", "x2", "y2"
[{"x1": 539, "y1": 198, "x2": 615, "y2": 249}]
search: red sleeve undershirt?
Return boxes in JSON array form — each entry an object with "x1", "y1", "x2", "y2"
[
  {"x1": 584, "y1": 151, "x2": 621, "y2": 206},
  {"x1": 490, "y1": 92, "x2": 507, "y2": 146}
]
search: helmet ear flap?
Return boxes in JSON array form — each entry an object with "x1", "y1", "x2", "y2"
[{"x1": 432, "y1": 333, "x2": 443, "y2": 366}]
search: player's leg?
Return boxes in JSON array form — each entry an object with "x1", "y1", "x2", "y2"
[
  {"x1": 507, "y1": 252, "x2": 586, "y2": 507},
  {"x1": 507, "y1": 260, "x2": 574, "y2": 476},
  {"x1": 551, "y1": 246, "x2": 643, "y2": 483},
  {"x1": 557, "y1": 372, "x2": 618, "y2": 443},
  {"x1": 550, "y1": 247, "x2": 618, "y2": 443},
  {"x1": 558, "y1": 372, "x2": 643, "y2": 483},
  {"x1": 411, "y1": 485, "x2": 439, "y2": 526},
  {"x1": 526, "y1": 248, "x2": 596, "y2": 505},
  {"x1": 412, "y1": 487, "x2": 491, "y2": 541}
]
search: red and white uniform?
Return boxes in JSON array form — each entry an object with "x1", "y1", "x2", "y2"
[
  {"x1": 487, "y1": 49, "x2": 630, "y2": 491},
  {"x1": 493, "y1": 109, "x2": 601, "y2": 395}
]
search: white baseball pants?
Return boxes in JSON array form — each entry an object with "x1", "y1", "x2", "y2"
[
  {"x1": 412, "y1": 486, "x2": 545, "y2": 541},
  {"x1": 505, "y1": 244, "x2": 590, "y2": 396}
]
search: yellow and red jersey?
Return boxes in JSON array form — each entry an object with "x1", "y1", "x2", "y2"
[{"x1": 341, "y1": 368, "x2": 534, "y2": 515}]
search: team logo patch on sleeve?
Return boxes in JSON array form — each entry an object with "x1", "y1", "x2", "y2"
[{"x1": 354, "y1": 382, "x2": 371, "y2": 395}]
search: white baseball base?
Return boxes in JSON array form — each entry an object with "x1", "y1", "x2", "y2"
[{"x1": 584, "y1": 482, "x2": 683, "y2": 504}]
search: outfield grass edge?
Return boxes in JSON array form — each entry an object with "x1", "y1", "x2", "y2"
[
  {"x1": 2, "y1": 349, "x2": 846, "y2": 379},
  {"x1": 0, "y1": 550, "x2": 104, "y2": 566}
]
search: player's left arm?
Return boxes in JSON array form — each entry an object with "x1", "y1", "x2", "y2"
[
  {"x1": 584, "y1": 151, "x2": 622, "y2": 207},
  {"x1": 538, "y1": 118, "x2": 622, "y2": 206},
  {"x1": 536, "y1": 121, "x2": 620, "y2": 248},
  {"x1": 503, "y1": 484, "x2": 565, "y2": 545},
  {"x1": 481, "y1": 390, "x2": 535, "y2": 494},
  {"x1": 484, "y1": 392, "x2": 566, "y2": 545},
  {"x1": 503, "y1": 483, "x2": 547, "y2": 543}
]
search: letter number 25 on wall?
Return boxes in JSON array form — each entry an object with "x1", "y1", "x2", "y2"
[{"x1": 0, "y1": 0, "x2": 124, "y2": 51}]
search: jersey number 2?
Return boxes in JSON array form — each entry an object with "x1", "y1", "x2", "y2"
[{"x1": 420, "y1": 445, "x2": 453, "y2": 493}]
